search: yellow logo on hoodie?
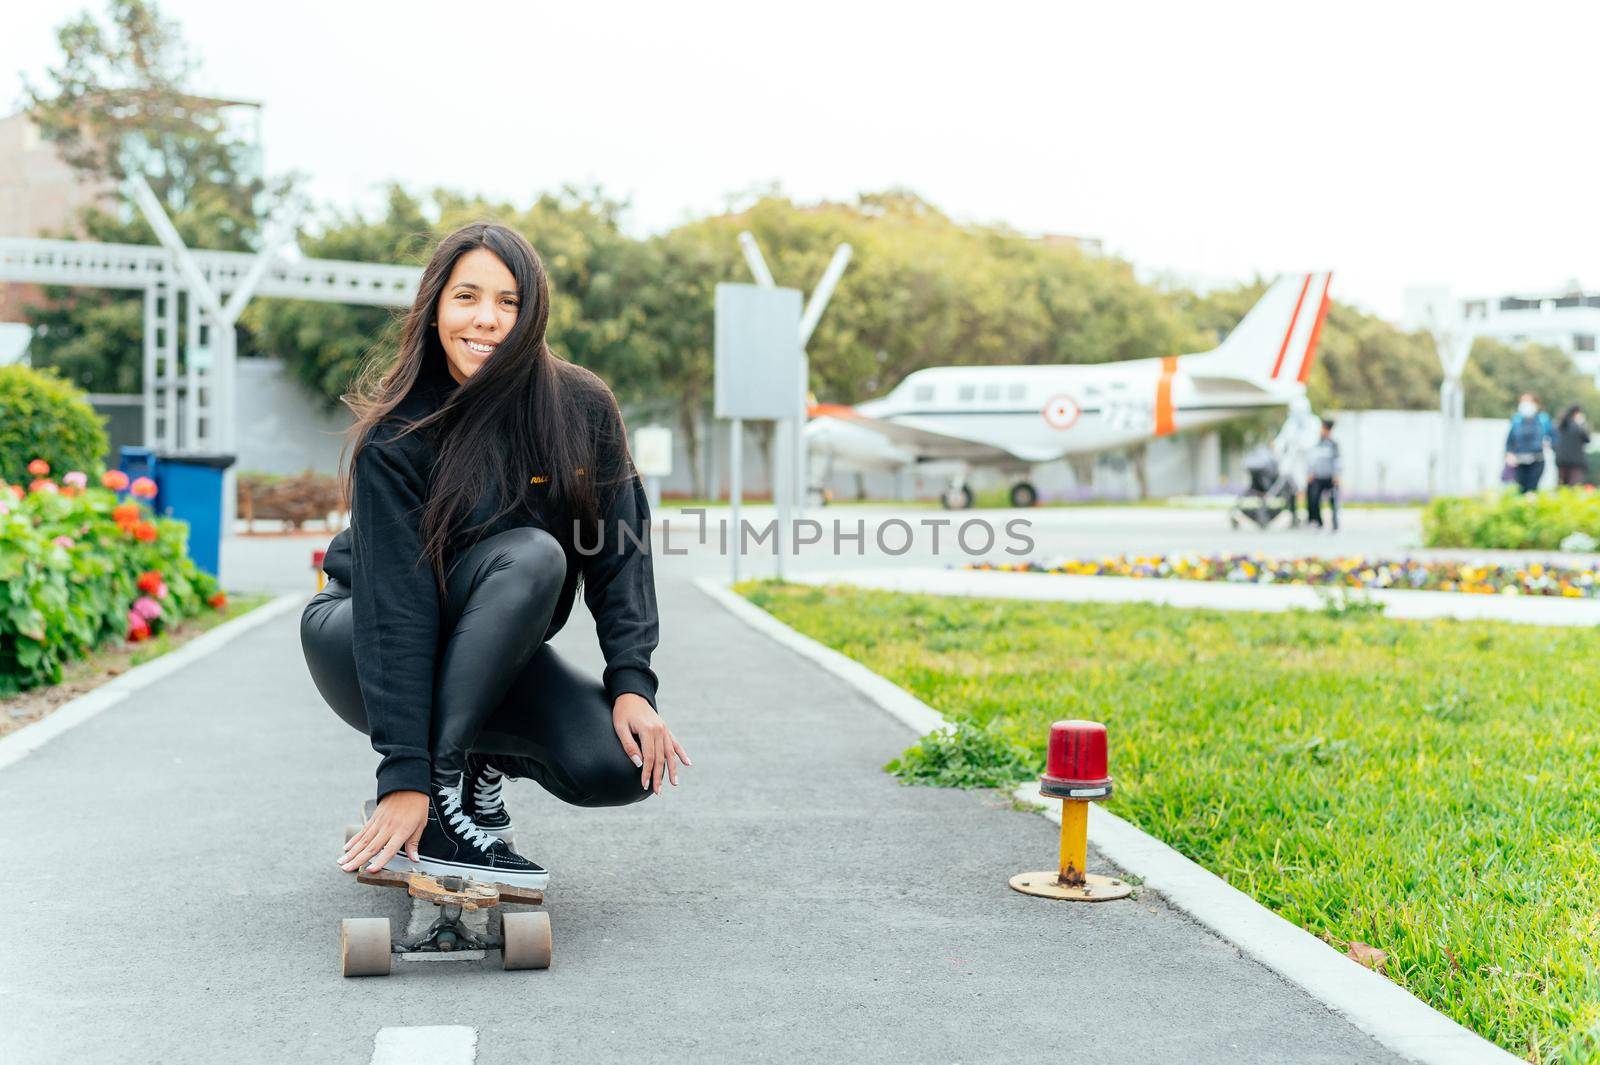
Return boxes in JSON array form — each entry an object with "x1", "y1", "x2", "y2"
[{"x1": 530, "y1": 467, "x2": 585, "y2": 485}]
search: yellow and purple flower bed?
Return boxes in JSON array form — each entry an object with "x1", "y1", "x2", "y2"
[{"x1": 965, "y1": 555, "x2": 1600, "y2": 597}]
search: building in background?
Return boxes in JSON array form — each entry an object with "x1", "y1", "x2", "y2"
[
  {"x1": 1405, "y1": 283, "x2": 1600, "y2": 383},
  {"x1": 0, "y1": 111, "x2": 114, "y2": 323}
]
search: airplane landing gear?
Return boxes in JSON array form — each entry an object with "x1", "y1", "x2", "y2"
[{"x1": 1009, "y1": 481, "x2": 1038, "y2": 508}]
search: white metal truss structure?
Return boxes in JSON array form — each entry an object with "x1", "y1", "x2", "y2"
[{"x1": 0, "y1": 234, "x2": 420, "y2": 454}]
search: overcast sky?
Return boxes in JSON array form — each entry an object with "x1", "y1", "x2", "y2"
[{"x1": 6, "y1": 0, "x2": 1598, "y2": 322}]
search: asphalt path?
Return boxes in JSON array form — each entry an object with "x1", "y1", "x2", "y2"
[{"x1": 0, "y1": 510, "x2": 1408, "y2": 1063}]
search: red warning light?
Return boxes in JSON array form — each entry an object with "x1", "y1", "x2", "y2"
[{"x1": 1040, "y1": 720, "x2": 1111, "y2": 798}]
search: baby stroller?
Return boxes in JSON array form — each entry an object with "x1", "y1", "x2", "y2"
[{"x1": 1229, "y1": 446, "x2": 1299, "y2": 529}]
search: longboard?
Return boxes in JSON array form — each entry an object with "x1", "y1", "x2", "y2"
[{"x1": 338, "y1": 801, "x2": 549, "y2": 976}]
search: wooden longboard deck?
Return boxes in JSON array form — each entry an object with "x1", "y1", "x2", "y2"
[
  {"x1": 355, "y1": 866, "x2": 545, "y2": 907},
  {"x1": 354, "y1": 800, "x2": 545, "y2": 906}
]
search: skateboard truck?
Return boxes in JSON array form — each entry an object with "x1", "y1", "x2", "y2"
[
  {"x1": 1009, "y1": 720, "x2": 1132, "y2": 902},
  {"x1": 339, "y1": 803, "x2": 551, "y2": 976}
]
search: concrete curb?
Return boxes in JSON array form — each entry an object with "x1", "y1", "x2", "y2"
[
  {"x1": 0, "y1": 591, "x2": 307, "y2": 773},
  {"x1": 783, "y1": 565, "x2": 1600, "y2": 627},
  {"x1": 693, "y1": 575, "x2": 1519, "y2": 1065}
]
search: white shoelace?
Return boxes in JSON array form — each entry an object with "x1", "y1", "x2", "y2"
[
  {"x1": 436, "y1": 783, "x2": 501, "y2": 852},
  {"x1": 472, "y1": 765, "x2": 505, "y2": 814}
]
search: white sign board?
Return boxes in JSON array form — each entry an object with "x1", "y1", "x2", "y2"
[
  {"x1": 633, "y1": 426, "x2": 673, "y2": 477},
  {"x1": 714, "y1": 283, "x2": 802, "y2": 420}
]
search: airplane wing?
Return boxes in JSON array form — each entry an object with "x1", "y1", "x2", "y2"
[{"x1": 806, "y1": 404, "x2": 1057, "y2": 464}]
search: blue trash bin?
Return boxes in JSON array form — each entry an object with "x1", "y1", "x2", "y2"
[
  {"x1": 151, "y1": 451, "x2": 236, "y2": 578},
  {"x1": 118, "y1": 446, "x2": 159, "y2": 494}
]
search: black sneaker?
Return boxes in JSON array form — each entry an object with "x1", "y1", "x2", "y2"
[
  {"x1": 461, "y1": 752, "x2": 514, "y2": 836},
  {"x1": 383, "y1": 781, "x2": 548, "y2": 890}
]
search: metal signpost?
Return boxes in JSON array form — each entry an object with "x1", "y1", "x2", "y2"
[
  {"x1": 1413, "y1": 286, "x2": 1476, "y2": 496},
  {"x1": 736, "y1": 234, "x2": 852, "y2": 521},
  {"x1": 714, "y1": 283, "x2": 803, "y2": 583}
]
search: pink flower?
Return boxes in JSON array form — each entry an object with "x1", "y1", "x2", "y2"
[
  {"x1": 130, "y1": 477, "x2": 158, "y2": 499},
  {"x1": 101, "y1": 470, "x2": 130, "y2": 491},
  {"x1": 126, "y1": 610, "x2": 150, "y2": 641},
  {"x1": 155, "y1": 581, "x2": 168, "y2": 599},
  {"x1": 62, "y1": 471, "x2": 88, "y2": 489},
  {"x1": 0, "y1": 499, "x2": 9, "y2": 516},
  {"x1": 133, "y1": 595, "x2": 164, "y2": 621},
  {"x1": 53, "y1": 535, "x2": 75, "y2": 549}
]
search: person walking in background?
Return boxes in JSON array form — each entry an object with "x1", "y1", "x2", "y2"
[
  {"x1": 1555, "y1": 404, "x2": 1591, "y2": 486},
  {"x1": 1306, "y1": 417, "x2": 1340, "y2": 532},
  {"x1": 1505, "y1": 393, "x2": 1554, "y2": 493}
]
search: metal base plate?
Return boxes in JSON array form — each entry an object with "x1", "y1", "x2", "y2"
[{"x1": 1009, "y1": 870, "x2": 1132, "y2": 902}]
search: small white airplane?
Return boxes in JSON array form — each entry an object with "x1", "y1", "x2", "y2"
[{"x1": 804, "y1": 271, "x2": 1333, "y2": 508}]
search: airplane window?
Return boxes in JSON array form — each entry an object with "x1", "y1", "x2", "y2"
[
  {"x1": 913, "y1": 384, "x2": 935, "y2": 403},
  {"x1": 957, "y1": 384, "x2": 977, "y2": 402},
  {"x1": 982, "y1": 383, "x2": 1001, "y2": 401},
  {"x1": 1007, "y1": 383, "x2": 1026, "y2": 401}
]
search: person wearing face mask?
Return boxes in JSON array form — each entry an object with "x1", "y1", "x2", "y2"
[
  {"x1": 1555, "y1": 404, "x2": 1591, "y2": 486},
  {"x1": 1504, "y1": 393, "x2": 1554, "y2": 493}
]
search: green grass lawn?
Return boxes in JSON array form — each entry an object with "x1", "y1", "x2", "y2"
[{"x1": 735, "y1": 580, "x2": 1600, "y2": 1063}]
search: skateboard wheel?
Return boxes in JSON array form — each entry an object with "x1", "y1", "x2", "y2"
[
  {"x1": 501, "y1": 911, "x2": 552, "y2": 971},
  {"x1": 340, "y1": 917, "x2": 392, "y2": 977}
]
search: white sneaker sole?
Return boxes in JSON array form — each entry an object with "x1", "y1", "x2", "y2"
[{"x1": 382, "y1": 853, "x2": 549, "y2": 891}]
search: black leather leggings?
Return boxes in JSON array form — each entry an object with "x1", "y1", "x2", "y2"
[{"x1": 300, "y1": 526, "x2": 650, "y2": 808}]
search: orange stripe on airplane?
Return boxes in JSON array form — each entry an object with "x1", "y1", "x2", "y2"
[
  {"x1": 1296, "y1": 274, "x2": 1333, "y2": 384},
  {"x1": 808, "y1": 401, "x2": 860, "y2": 419},
  {"x1": 1269, "y1": 274, "x2": 1313, "y2": 380},
  {"x1": 1155, "y1": 356, "x2": 1178, "y2": 436}
]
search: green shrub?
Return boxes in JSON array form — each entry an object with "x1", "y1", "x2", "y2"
[
  {"x1": 885, "y1": 720, "x2": 1039, "y2": 789},
  {"x1": 0, "y1": 366, "x2": 109, "y2": 484},
  {"x1": 0, "y1": 473, "x2": 224, "y2": 695},
  {"x1": 1422, "y1": 487, "x2": 1600, "y2": 549}
]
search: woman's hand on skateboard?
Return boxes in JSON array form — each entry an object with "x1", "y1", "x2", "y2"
[
  {"x1": 340, "y1": 790, "x2": 428, "y2": 873},
  {"x1": 612, "y1": 693, "x2": 690, "y2": 795}
]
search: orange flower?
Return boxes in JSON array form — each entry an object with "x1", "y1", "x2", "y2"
[
  {"x1": 133, "y1": 520, "x2": 159, "y2": 542},
  {"x1": 130, "y1": 476, "x2": 158, "y2": 499},
  {"x1": 137, "y1": 570, "x2": 164, "y2": 594},
  {"x1": 208, "y1": 591, "x2": 229, "y2": 610},
  {"x1": 27, "y1": 458, "x2": 49, "y2": 476},
  {"x1": 101, "y1": 470, "x2": 130, "y2": 491},
  {"x1": 29, "y1": 479, "x2": 58, "y2": 494},
  {"x1": 113, "y1": 501, "x2": 142, "y2": 526},
  {"x1": 7, "y1": 485, "x2": 22, "y2": 500}
]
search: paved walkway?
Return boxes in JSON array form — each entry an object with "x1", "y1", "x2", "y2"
[{"x1": 2, "y1": 557, "x2": 1401, "y2": 1064}]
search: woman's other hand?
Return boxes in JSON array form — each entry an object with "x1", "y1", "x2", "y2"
[
  {"x1": 612, "y1": 693, "x2": 691, "y2": 794},
  {"x1": 339, "y1": 790, "x2": 429, "y2": 873}
]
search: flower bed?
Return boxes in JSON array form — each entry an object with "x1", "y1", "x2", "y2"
[
  {"x1": 2, "y1": 458, "x2": 226, "y2": 695},
  {"x1": 965, "y1": 554, "x2": 1600, "y2": 597}
]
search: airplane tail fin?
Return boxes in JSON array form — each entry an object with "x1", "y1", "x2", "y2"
[{"x1": 1189, "y1": 271, "x2": 1333, "y2": 390}]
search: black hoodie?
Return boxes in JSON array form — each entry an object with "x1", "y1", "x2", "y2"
[{"x1": 320, "y1": 358, "x2": 660, "y2": 800}]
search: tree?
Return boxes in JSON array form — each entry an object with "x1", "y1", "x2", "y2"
[
  {"x1": 20, "y1": 0, "x2": 279, "y2": 391},
  {"x1": 1462, "y1": 339, "x2": 1600, "y2": 420}
]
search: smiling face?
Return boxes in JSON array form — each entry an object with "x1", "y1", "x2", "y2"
[{"x1": 437, "y1": 247, "x2": 520, "y2": 384}]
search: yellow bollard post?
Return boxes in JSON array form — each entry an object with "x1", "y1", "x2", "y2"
[{"x1": 1010, "y1": 720, "x2": 1131, "y2": 902}]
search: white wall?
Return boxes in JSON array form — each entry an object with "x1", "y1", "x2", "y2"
[{"x1": 1330, "y1": 410, "x2": 1520, "y2": 497}]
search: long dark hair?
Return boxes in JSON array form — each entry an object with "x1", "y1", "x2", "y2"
[
  {"x1": 338, "y1": 222, "x2": 632, "y2": 591},
  {"x1": 1561, "y1": 404, "x2": 1584, "y2": 430}
]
